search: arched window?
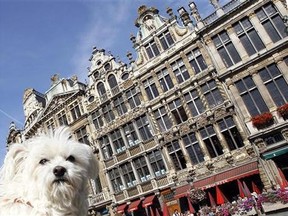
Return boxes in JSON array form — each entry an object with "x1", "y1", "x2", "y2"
[
  {"x1": 97, "y1": 82, "x2": 106, "y2": 96},
  {"x1": 108, "y1": 74, "x2": 118, "y2": 89}
]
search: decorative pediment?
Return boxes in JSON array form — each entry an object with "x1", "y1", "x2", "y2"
[
  {"x1": 88, "y1": 47, "x2": 127, "y2": 87},
  {"x1": 23, "y1": 88, "x2": 45, "y2": 121},
  {"x1": 134, "y1": 5, "x2": 168, "y2": 41},
  {"x1": 42, "y1": 92, "x2": 75, "y2": 116}
]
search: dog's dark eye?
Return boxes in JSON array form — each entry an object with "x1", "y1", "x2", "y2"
[
  {"x1": 39, "y1": 159, "x2": 48, "y2": 165},
  {"x1": 66, "y1": 155, "x2": 75, "y2": 162}
]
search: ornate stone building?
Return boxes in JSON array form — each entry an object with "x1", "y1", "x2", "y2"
[{"x1": 7, "y1": 0, "x2": 288, "y2": 215}]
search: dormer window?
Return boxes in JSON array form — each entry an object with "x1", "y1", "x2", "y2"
[
  {"x1": 88, "y1": 96, "x2": 95, "y2": 103},
  {"x1": 97, "y1": 82, "x2": 106, "y2": 96},
  {"x1": 104, "y1": 62, "x2": 111, "y2": 71},
  {"x1": 108, "y1": 74, "x2": 118, "y2": 89},
  {"x1": 93, "y1": 71, "x2": 100, "y2": 79},
  {"x1": 145, "y1": 40, "x2": 160, "y2": 59},
  {"x1": 96, "y1": 60, "x2": 102, "y2": 66},
  {"x1": 159, "y1": 30, "x2": 174, "y2": 51},
  {"x1": 121, "y1": 73, "x2": 129, "y2": 80}
]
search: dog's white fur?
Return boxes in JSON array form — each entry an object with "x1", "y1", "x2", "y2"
[{"x1": 0, "y1": 127, "x2": 98, "y2": 216}]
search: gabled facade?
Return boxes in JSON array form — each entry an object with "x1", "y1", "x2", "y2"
[{"x1": 7, "y1": 0, "x2": 288, "y2": 215}]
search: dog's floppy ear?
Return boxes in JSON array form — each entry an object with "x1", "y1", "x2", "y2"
[{"x1": 0, "y1": 143, "x2": 28, "y2": 184}]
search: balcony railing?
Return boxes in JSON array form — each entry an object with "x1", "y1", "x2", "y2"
[
  {"x1": 88, "y1": 191, "x2": 111, "y2": 206},
  {"x1": 223, "y1": 0, "x2": 241, "y2": 13}
]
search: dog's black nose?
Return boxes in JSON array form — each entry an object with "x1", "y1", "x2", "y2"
[{"x1": 53, "y1": 166, "x2": 66, "y2": 177}]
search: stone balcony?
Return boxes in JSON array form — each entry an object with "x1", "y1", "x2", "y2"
[{"x1": 88, "y1": 191, "x2": 112, "y2": 207}]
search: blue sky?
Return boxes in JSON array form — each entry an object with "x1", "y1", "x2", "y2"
[{"x1": 0, "y1": 0, "x2": 230, "y2": 167}]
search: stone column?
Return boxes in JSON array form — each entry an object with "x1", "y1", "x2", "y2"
[
  {"x1": 138, "y1": 79, "x2": 149, "y2": 101},
  {"x1": 130, "y1": 159, "x2": 140, "y2": 184},
  {"x1": 105, "y1": 171, "x2": 114, "y2": 195},
  {"x1": 119, "y1": 126, "x2": 129, "y2": 149},
  {"x1": 178, "y1": 137, "x2": 193, "y2": 168},
  {"x1": 250, "y1": 68, "x2": 274, "y2": 109},
  {"x1": 195, "y1": 131, "x2": 211, "y2": 161},
  {"x1": 276, "y1": 58, "x2": 288, "y2": 78},
  {"x1": 213, "y1": 122, "x2": 230, "y2": 152},
  {"x1": 203, "y1": 37, "x2": 226, "y2": 72},
  {"x1": 273, "y1": 0, "x2": 287, "y2": 15},
  {"x1": 144, "y1": 153, "x2": 156, "y2": 179},
  {"x1": 226, "y1": 78, "x2": 250, "y2": 120},
  {"x1": 248, "y1": 12, "x2": 273, "y2": 48},
  {"x1": 181, "y1": 51, "x2": 194, "y2": 78},
  {"x1": 225, "y1": 25, "x2": 249, "y2": 61},
  {"x1": 152, "y1": 70, "x2": 164, "y2": 95}
]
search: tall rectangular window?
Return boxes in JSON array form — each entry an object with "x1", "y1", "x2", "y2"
[
  {"x1": 102, "y1": 104, "x2": 115, "y2": 123},
  {"x1": 182, "y1": 132, "x2": 204, "y2": 164},
  {"x1": 145, "y1": 40, "x2": 160, "y2": 59},
  {"x1": 184, "y1": 89, "x2": 205, "y2": 117},
  {"x1": 168, "y1": 98, "x2": 188, "y2": 124},
  {"x1": 75, "y1": 127, "x2": 89, "y2": 144},
  {"x1": 187, "y1": 48, "x2": 207, "y2": 74},
  {"x1": 91, "y1": 110, "x2": 103, "y2": 129},
  {"x1": 69, "y1": 102, "x2": 81, "y2": 121},
  {"x1": 126, "y1": 87, "x2": 141, "y2": 109},
  {"x1": 235, "y1": 76, "x2": 269, "y2": 116},
  {"x1": 233, "y1": 17, "x2": 265, "y2": 56},
  {"x1": 134, "y1": 156, "x2": 151, "y2": 182},
  {"x1": 57, "y1": 110, "x2": 68, "y2": 126},
  {"x1": 108, "y1": 168, "x2": 123, "y2": 193},
  {"x1": 154, "y1": 106, "x2": 172, "y2": 132},
  {"x1": 167, "y1": 140, "x2": 187, "y2": 171},
  {"x1": 123, "y1": 122, "x2": 140, "y2": 147},
  {"x1": 143, "y1": 77, "x2": 159, "y2": 100},
  {"x1": 212, "y1": 31, "x2": 241, "y2": 67},
  {"x1": 113, "y1": 96, "x2": 127, "y2": 116},
  {"x1": 259, "y1": 63, "x2": 288, "y2": 106},
  {"x1": 199, "y1": 125, "x2": 223, "y2": 158},
  {"x1": 157, "y1": 68, "x2": 174, "y2": 92},
  {"x1": 256, "y1": 3, "x2": 287, "y2": 43},
  {"x1": 159, "y1": 30, "x2": 174, "y2": 50},
  {"x1": 148, "y1": 150, "x2": 166, "y2": 177},
  {"x1": 171, "y1": 58, "x2": 190, "y2": 84},
  {"x1": 218, "y1": 117, "x2": 244, "y2": 151},
  {"x1": 99, "y1": 135, "x2": 113, "y2": 160},
  {"x1": 201, "y1": 80, "x2": 224, "y2": 108},
  {"x1": 111, "y1": 129, "x2": 126, "y2": 153},
  {"x1": 136, "y1": 115, "x2": 153, "y2": 141},
  {"x1": 121, "y1": 163, "x2": 136, "y2": 188}
]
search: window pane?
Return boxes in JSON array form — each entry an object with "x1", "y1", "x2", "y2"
[
  {"x1": 263, "y1": 21, "x2": 281, "y2": 42},
  {"x1": 226, "y1": 42, "x2": 241, "y2": 63}
]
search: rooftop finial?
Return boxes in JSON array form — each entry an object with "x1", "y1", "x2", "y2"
[{"x1": 210, "y1": 0, "x2": 220, "y2": 9}]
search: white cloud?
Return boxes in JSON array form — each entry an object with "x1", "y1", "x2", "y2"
[{"x1": 71, "y1": 0, "x2": 131, "y2": 82}]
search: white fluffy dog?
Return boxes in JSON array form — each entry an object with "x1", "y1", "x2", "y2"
[{"x1": 0, "y1": 127, "x2": 98, "y2": 216}]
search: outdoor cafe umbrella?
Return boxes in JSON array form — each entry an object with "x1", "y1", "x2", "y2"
[
  {"x1": 243, "y1": 181, "x2": 252, "y2": 198},
  {"x1": 208, "y1": 191, "x2": 216, "y2": 207},
  {"x1": 149, "y1": 206, "x2": 155, "y2": 216},
  {"x1": 187, "y1": 197, "x2": 196, "y2": 213},
  {"x1": 155, "y1": 208, "x2": 161, "y2": 216},
  {"x1": 278, "y1": 168, "x2": 288, "y2": 188},
  {"x1": 216, "y1": 186, "x2": 228, "y2": 205},
  {"x1": 237, "y1": 179, "x2": 245, "y2": 198},
  {"x1": 162, "y1": 202, "x2": 170, "y2": 216},
  {"x1": 251, "y1": 181, "x2": 261, "y2": 194}
]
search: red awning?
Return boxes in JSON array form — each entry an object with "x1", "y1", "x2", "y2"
[
  {"x1": 128, "y1": 199, "x2": 141, "y2": 212},
  {"x1": 174, "y1": 184, "x2": 191, "y2": 199},
  {"x1": 194, "y1": 161, "x2": 259, "y2": 189},
  {"x1": 142, "y1": 195, "x2": 155, "y2": 207},
  {"x1": 116, "y1": 204, "x2": 127, "y2": 214}
]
